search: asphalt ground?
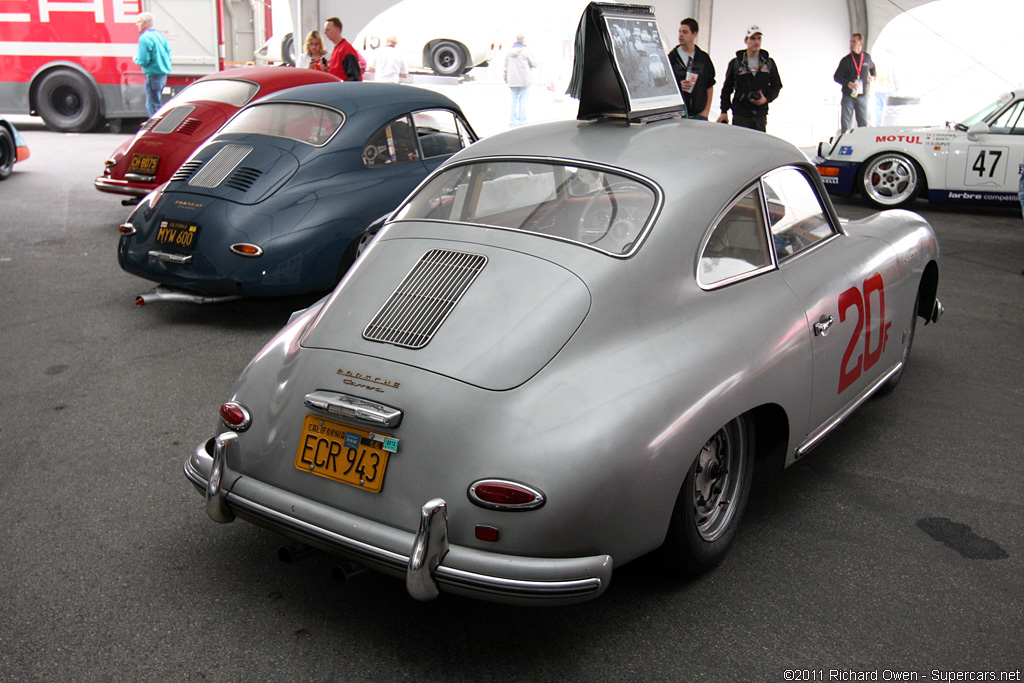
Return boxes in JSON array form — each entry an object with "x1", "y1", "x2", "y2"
[{"x1": 1, "y1": 124, "x2": 1021, "y2": 682}]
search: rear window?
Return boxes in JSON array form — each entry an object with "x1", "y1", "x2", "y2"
[
  {"x1": 392, "y1": 160, "x2": 658, "y2": 255},
  {"x1": 219, "y1": 102, "x2": 345, "y2": 146},
  {"x1": 171, "y1": 80, "x2": 260, "y2": 108}
]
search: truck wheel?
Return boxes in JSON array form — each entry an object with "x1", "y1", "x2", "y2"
[
  {"x1": 428, "y1": 41, "x2": 466, "y2": 77},
  {"x1": 35, "y1": 69, "x2": 102, "y2": 132}
]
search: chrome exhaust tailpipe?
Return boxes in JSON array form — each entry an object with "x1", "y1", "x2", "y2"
[
  {"x1": 331, "y1": 561, "x2": 369, "y2": 583},
  {"x1": 135, "y1": 286, "x2": 243, "y2": 306},
  {"x1": 278, "y1": 542, "x2": 318, "y2": 564},
  {"x1": 927, "y1": 298, "x2": 944, "y2": 325}
]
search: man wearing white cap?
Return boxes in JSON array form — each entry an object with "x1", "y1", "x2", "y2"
[{"x1": 717, "y1": 25, "x2": 782, "y2": 132}]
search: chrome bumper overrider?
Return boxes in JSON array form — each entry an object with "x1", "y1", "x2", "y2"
[{"x1": 184, "y1": 435, "x2": 612, "y2": 605}]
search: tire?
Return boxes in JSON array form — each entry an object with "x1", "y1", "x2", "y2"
[
  {"x1": 858, "y1": 152, "x2": 922, "y2": 209},
  {"x1": 428, "y1": 41, "x2": 466, "y2": 77},
  {"x1": 661, "y1": 415, "x2": 755, "y2": 575},
  {"x1": 0, "y1": 126, "x2": 14, "y2": 180},
  {"x1": 35, "y1": 69, "x2": 102, "y2": 132},
  {"x1": 282, "y1": 33, "x2": 296, "y2": 66},
  {"x1": 878, "y1": 283, "x2": 919, "y2": 395},
  {"x1": 335, "y1": 225, "x2": 380, "y2": 282}
]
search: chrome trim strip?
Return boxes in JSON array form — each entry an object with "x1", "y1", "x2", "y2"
[
  {"x1": 795, "y1": 362, "x2": 903, "y2": 458},
  {"x1": 406, "y1": 498, "x2": 449, "y2": 600},
  {"x1": 147, "y1": 250, "x2": 192, "y2": 264},
  {"x1": 303, "y1": 391, "x2": 403, "y2": 428},
  {"x1": 124, "y1": 173, "x2": 156, "y2": 183}
]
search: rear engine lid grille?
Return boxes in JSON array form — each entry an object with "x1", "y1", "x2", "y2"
[
  {"x1": 363, "y1": 249, "x2": 487, "y2": 349},
  {"x1": 223, "y1": 166, "x2": 263, "y2": 192},
  {"x1": 175, "y1": 117, "x2": 203, "y2": 137},
  {"x1": 169, "y1": 160, "x2": 203, "y2": 183},
  {"x1": 152, "y1": 105, "x2": 196, "y2": 133},
  {"x1": 188, "y1": 144, "x2": 252, "y2": 188}
]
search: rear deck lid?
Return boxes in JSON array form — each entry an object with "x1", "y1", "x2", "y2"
[{"x1": 300, "y1": 236, "x2": 591, "y2": 390}]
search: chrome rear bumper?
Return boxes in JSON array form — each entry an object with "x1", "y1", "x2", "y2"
[{"x1": 185, "y1": 436, "x2": 612, "y2": 605}]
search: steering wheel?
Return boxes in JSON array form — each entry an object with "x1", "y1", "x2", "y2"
[{"x1": 576, "y1": 181, "x2": 645, "y2": 252}]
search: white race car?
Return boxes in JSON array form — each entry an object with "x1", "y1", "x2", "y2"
[{"x1": 815, "y1": 89, "x2": 1024, "y2": 209}]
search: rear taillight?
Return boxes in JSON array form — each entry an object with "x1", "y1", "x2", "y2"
[
  {"x1": 219, "y1": 402, "x2": 251, "y2": 431},
  {"x1": 119, "y1": 223, "x2": 136, "y2": 235},
  {"x1": 230, "y1": 243, "x2": 263, "y2": 257},
  {"x1": 468, "y1": 480, "x2": 545, "y2": 511}
]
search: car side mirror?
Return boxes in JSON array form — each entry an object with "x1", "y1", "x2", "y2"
[{"x1": 966, "y1": 121, "x2": 990, "y2": 141}]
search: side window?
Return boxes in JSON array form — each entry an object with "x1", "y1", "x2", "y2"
[
  {"x1": 989, "y1": 101, "x2": 1024, "y2": 135},
  {"x1": 363, "y1": 115, "x2": 420, "y2": 167},
  {"x1": 412, "y1": 109, "x2": 469, "y2": 158},
  {"x1": 699, "y1": 186, "x2": 771, "y2": 286},
  {"x1": 762, "y1": 168, "x2": 837, "y2": 259}
]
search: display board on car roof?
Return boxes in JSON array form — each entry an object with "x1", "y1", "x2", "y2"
[{"x1": 567, "y1": 2, "x2": 685, "y2": 122}]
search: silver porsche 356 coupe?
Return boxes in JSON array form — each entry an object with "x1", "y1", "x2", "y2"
[{"x1": 184, "y1": 116, "x2": 942, "y2": 605}]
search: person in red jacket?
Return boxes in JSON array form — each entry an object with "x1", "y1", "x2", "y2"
[{"x1": 323, "y1": 17, "x2": 362, "y2": 82}]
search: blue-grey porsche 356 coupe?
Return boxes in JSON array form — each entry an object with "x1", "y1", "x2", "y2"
[
  {"x1": 117, "y1": 83, "x2": 477, "y2": 303},
  {"x1": 183, "y1": 115, "x2": 943, "y2": 605}
]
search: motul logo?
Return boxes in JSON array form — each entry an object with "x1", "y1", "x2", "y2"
[{"x1": 875, "y1": 135, "x2": 922, "y2": 144}]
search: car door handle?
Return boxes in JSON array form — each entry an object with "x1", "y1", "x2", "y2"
[{"x1": 814, "y1": 315, "x2": 834, "y2": 337}]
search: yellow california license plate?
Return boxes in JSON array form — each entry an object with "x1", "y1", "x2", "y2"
[
  {"x1": 128, "y1": 153, "x2": 159, "y2": 174},
  {"x1": 155, "y1": 220, "x2": 200, "y2": 252},
  {"x1": 294, "y1": 415, "x2": 393, "y2": 492}
]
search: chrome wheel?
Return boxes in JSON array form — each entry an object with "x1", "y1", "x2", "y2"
[{"x1": 861, "y1": 153, "x2": 921, "y2": 209}]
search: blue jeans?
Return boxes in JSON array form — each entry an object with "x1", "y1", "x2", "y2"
[
  {"x1": 144, "y1": 73, "x2": 167, "y2": 117},
  {"x1": 509, "y1": 86, "x2": 528, "y2": 127},
  {"x1": 841, "y1": 93, "x2": 869, "y2": 130},
  {"x1": 1018, "y1": 170, "x2": 1024, "y2": 221}
]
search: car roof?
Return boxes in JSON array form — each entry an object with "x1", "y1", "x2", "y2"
[
  {"x1": 451, "y1": 117, "x2": 807, "y2": 208},
  {"x1": 256, "y1": 82, "x2": 465, "y2": 117},
  {"x1": 193, "y1": 65, "x2": 339, "y2": 88}
]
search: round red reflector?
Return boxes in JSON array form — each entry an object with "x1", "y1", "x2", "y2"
[{"x1": 219, "y1": 402, "x2": 251, "y2": 431}]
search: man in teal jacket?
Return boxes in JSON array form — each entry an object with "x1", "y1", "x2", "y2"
[{"x1": 134, "y1": 12, "x2": 172, "y2": 117}]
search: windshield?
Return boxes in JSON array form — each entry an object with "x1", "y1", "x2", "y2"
[
  {"x1": 166, "y1": 80, "x2": 260, "y2": 108},
  {"x1": 218, "y1": 102, "x2": 345, "y2": 146},
  {"x1": 957, "y1": 93, "x2": 1015, "y2": 130},
  {"x1": 393, "y1": 160, "x2": 658, "y2": 256}
]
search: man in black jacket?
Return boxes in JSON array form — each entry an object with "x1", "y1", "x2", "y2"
[
  {"x1": 667, "y1": 18, "x2": 715, "y2": 120},
  {"x1": 834, "y1": 33, "x2": 876, "y2": 130},
  {"x1": 717, "y1": 26, "x2": 783, "y2": 132}
]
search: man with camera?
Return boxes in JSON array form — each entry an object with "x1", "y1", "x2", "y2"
[{"x1": 717, "y1": 26, "x2": 783, "y2": 132}]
